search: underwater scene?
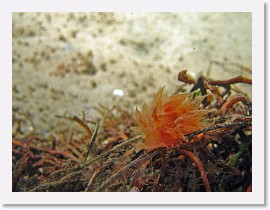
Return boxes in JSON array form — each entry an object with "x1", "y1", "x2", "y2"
[{"x1": 12, "y1": 13, "x2": 252, "y2": 192}]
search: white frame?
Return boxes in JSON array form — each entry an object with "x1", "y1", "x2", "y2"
[{"x1": 0, "y1": 0, "x2": 264, "y2": 205}]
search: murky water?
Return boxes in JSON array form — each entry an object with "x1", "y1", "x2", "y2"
[{"x1": 12, "y1": 12, "x2": 252, "y2": 135}]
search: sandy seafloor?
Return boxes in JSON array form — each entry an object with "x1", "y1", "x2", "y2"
[{"x1": 12, "y1": 12, "x2": 252, "y2": 135}]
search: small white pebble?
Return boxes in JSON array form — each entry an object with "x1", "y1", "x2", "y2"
[{"x1": 112, "y1": 89, "x2": 124, "y2": 97}]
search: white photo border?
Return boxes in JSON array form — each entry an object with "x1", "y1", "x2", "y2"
[{"x1": 0, "y1": 0, "x2": 264, "y2": 205}]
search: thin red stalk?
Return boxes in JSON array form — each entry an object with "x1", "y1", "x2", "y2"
[
  {"x1": 208, "y1": 75, "x2": 252, "y2": 86},
  {"x1": 220, "y1": 95, "x2": 249, "y2": 115},
  {"x1": 177, "y1": 149, "x2": 211, "y2": 192}
]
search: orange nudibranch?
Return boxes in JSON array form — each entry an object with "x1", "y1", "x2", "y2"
[{"x1": 134, "y1": 87, "x2": 210, "y2": 151}]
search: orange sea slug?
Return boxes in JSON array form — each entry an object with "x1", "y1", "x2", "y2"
[{"x1": 135, "y1": 87, "x2": 210, "y2": 151}]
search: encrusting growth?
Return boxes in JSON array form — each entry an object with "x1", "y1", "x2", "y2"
[{"x1": 134, "y1": 87, "x2": 211, "y2": 151}]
